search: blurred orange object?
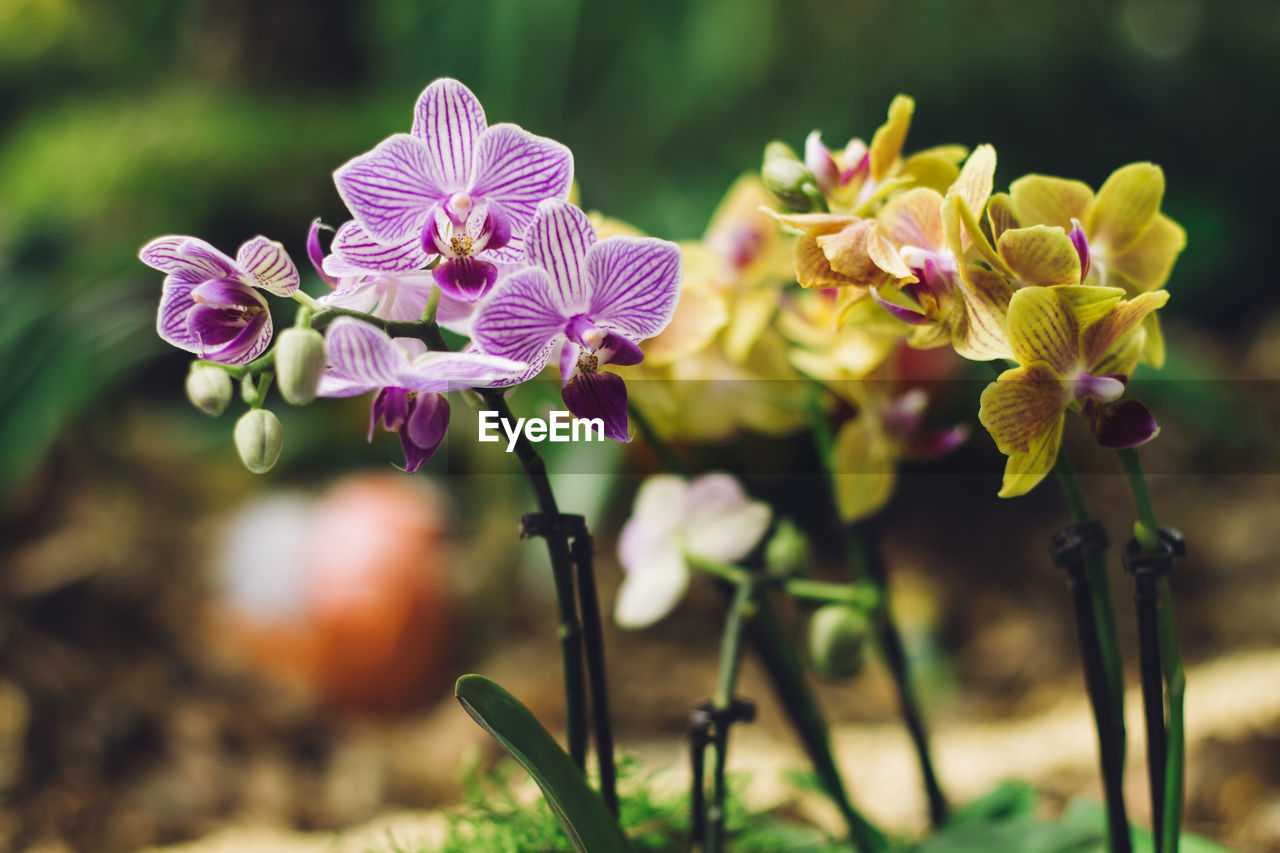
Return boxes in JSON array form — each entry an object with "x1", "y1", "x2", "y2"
[{"x1": 210, "y1": 473, "x2": 457, "y2": 714}]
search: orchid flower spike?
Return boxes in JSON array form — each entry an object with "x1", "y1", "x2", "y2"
[
  {"x1": 318, "y1": 318, "x2": 527, "y2": 472},
  {"x1": 470, "y1": 199, "x2": 682, "y2": 442},
  {"x1": 334, "y1": 78, "x2": 573, "y2": 303},
  {"x1": 141, "y1": 235, "x2": 299, "y2": 365},
  {"x1": 614, "y1": 473, "x2": 771, "y2": 629}
]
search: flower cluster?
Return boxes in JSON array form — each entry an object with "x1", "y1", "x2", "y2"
[
  {"x1": 640, "y1": 94, "x2": 1177, "y2": 499},
  {"x1": 140, "y1": 79, "x2": 683, "y2": 473}
]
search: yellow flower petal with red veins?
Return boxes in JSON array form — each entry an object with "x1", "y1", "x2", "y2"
[
  {"x1": 1051, "y1": 285, "x2": 1126, "y2": 325},
  {"x1": 1007, "y1": 287, "x2": 1080, "y2": 375},
  {"x1": 1087, "y1": 162, "x2": 1164, "y2": 255},
  {"x1": 836, "y1": 286, "x2": 913, "y2": 335},
  {"x1": 1107, "y1": 213, "x2": 1187, "y2": 293},
  {"x1": 979, "y1": 363, "x2": 1069, "y2": 455},
  {"x1": 987, "y1": 193, "x2": 1020, "y2": 243},
  {"x1": 771, "y1": 213, "x2": 867, "y2": 289},
  {"x1": 1009, "y1": 174, "x2": 1093, "y2": 229},
  {"x1": 815, "y1": 218, "x2": 893, "y2": 288},
  {"x1": 997, "y1": 412, "x2": 1065, "y2": 498},
  {"x1": 831, "y1": 416, "x2": 897, "y2": 522},
  {"x1": 998, "y1": 225, "x2": 1083, "y2": 286},
  {"x1": 642, "y1": 286, "x2": 729, "y2": 368},
  {"x1": 879, "y1": 186, "x2": 946, "y2": 250},
  {"x1": 951, "y1": 267, "x2": 1015, "y2": 361},
  {"x1": 907, "y1": 323, "x2": 951, "y2": 350},
  {"x1": 951, "y1": 144, "x2": 997, "y2": 234},
  {"x1": 1081, "y1": 289, "x2": 1170, "y2": 373},
  {"x1": 869, "y1": 95, "x2": 914, "y2": 183}
]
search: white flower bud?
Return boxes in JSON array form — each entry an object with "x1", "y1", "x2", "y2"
[
  {"x1": 274, "y1": 327, "x2": 327, "y2": 405},
  {"x1": 234, "y1": 409, "x2": 283, "y2": 474},
  {"x1": 185, "y1": 364, "x2": 233, "y2": 417},
  {"x1": 808, "y1": 603, "x2": 869, "y2": 681}
]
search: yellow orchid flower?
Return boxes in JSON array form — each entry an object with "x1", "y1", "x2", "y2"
[
  {"x1": 828, "y1": 381, "x2": 968, "y2": 521},
  {"x1": 1000, "y1": 163, "x2": 1186, "y2": 367},
  {"x1": 979, "y1": 286, "x2": 1169, "y2": 498}
]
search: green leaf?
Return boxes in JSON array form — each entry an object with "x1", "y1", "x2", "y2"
[{"x1": 454, "y1": 674, "x2": 631, "y2": 853}]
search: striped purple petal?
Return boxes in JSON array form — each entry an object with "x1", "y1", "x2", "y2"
[
  {"x1": 201, "y1": 310, "x2": 272, "y2": 365},
  {"x1": 400, "y1": 351, "x2": 532, "y2": 393},
  {"x1": 157, "y1": 278, "x2": 200, "y2": 351},
  {"x1": 562, "y1": 370, "x2": 630, "y2": 442},
  {"x1": 526, "y1": 199, "x2": 597, "y2": 309},
  {"x1": 470, "y1": 266, "x2": 571, "y2": 376},
  {"x1": 411, "y1": 78, "x2": 487, "y2": 190},
  {"x1": 470, "y1": 123, "x2": 573, "y2": 243},
  {"x1": 584, "y1": 236, "x2": 682, "y2": 339},
  {"x1": 236, "y1": 236, "x2": 300, "y2": 296},
  {"x1": 140, "y1": 236, "x2": 237, "y2": 284},
  {"x1": 323, "y1": 318, "x2": 411, "y2": 393},
  {"x1": 327, "y1": 220, "x2": 432, "y2": 275},
  {"x1": 334, "y1": 133, "x2": 446, "y2": 245},
  {"x1": 870, "y1": 285, "x2": 933, "y2": 325}
]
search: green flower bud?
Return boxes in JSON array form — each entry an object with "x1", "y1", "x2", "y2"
[
  {"x1": 185, "y1": 364, "x2": 233, "y2": 417},
  {"x1": 764, "y1": 518, "x2": 810, "y2": 577},
  {"x1": 808, "y1": 603, "x2": 869, "y2": 680},
  {"x1": 762, "y1": 141, "x2": 825, "y2": 212},
  {"x1": 234, "y1": 409, "x2": 283, "y2": 474},
  {"x1": 274, "y1": 327, "x2": 327, "y2": 405}
]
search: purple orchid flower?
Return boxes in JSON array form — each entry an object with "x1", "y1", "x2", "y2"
[
  {"x1": 140, "y1": 234, "x2": 300, "y2": 365},
  {"x1": 310, "y1": 220, "x2": 476, "y2": 333},
  {"x1": 319, "y1": 318, "x2": 527, "y2": 472},
  {"x1": 333, "y1": 78, "x2": 572, "y2": 304},
  {"x1": 470, "y1": 199, "x2": 682, "y2": 442}
]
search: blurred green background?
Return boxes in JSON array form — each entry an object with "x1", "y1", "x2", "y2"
[{"x1": 0, "y1": 0, "x2": 1275, "y2": 499}]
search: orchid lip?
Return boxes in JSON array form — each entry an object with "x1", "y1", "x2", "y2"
[{"x1": 1073, "y1": 371, "x2": 1125, "y2": 403}]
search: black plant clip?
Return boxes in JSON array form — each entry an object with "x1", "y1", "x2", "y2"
[{"x1": 688, "y1": 698, "x2": 757, "y2": 845}]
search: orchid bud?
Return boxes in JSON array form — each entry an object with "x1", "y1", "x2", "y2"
[
  {"x1": 765, "y1": 518, "x2": 809, "y2": 577},
  {"x1": 185, "y1": 364, "x2": 232, "y2": 417},
  {"x1": 808, "y1": 603, "x2": 869, "y2": 680},
  {"x1": 274, "y1": 327, "x2": 327, "y2": 405},
  {"x1": 234, "y1": 409, "x2": 283, "y2": 474},
  {"x1": 762, "y1": 141, "x2": 825, "y2": 212}
]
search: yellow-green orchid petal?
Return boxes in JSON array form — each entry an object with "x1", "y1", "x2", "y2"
[
  {"x1": 831, "y1": 416, "x2": 896, "y2": 521},
  {"x1": 951, "y1": 267, "x2": 1015, "y2": 361},
  {"x1": 1050, "y1": 285, "x2": 1126, "y2": 325},
  {"x1": 1107, "y1": 212, "x2": 1186, "y2": 293},
  {"x1": 1007, "y1": 287, "x2": 1080, "y2": 375},
  {"x1": 949, "y1": 189, "x2": 1013, "y2": 278},
  {"x1": 1087, "y1": 162, "x2": 1164, "y2": 255},
  {"x1": 1081, "y1": 289, "x2": 1169, "y2": 374},
  {"x1": 987, "y1": 192, "x2": 1020, "y2": 243},
  {"x1": 836, "y1": 286, "x2": 915, "y2": 335},
  {"x1": 723, "y1": 288, "x2": 779, "y2": 364},
  {"x1": 1009, "y1": 174, "x2": 1093, "y2": 229},
  {"x1": 878, "y1": 186, "x2": 946, "y2": 251},
  {"x1": 997, "y1": 412, "x2": 1064, "y2": 498},
  {"x1": 897, "y1": 149, "x2": 963, "y2": 195},
  {"x1": 869, "y1": 94, "x2": 914, "y2": 183},
  {"x1": 771, "y1": 213, "x2": 869, "y2": 289},
  {"x1": 951, "y1": 144, "x2": 997, "y2": 232},
  {"x1": 997, "y1": 225, "x2": 1083, "y2": 286},
  {"x1": 906, "y1": 322, "x2": 952, "y2": 350},
  {"x1": 1140, "y1": 313, "x2": 1165, "y2": 369},
  {"x1": 642, "y1": 256, "x2": 730, "y2": 366},
  {"x1": 979, "y1": 363, "x2": 1068, "y2": 455}
]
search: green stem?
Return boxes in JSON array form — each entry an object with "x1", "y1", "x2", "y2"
[
  {"x1": 1117, "y1": 448, "x2": 1184, "y2": 853},
  {"x1": 290, "y1": 290, "x2": 325, "y2": 312},
  {"x1": 477, "y1": 387, "x2": 588, "y2": 771},
  {"x1": 705, "y1": 578, "x2": 755, "y2": 853},
  {"x1": 805, "y1": 377, "x2": 947, "y2": 827},
  {"x1": 783, "y1": 577, "x2": 880, "y2": 609},
  {"x1": 421, "y1": 284, "x2": 441, "y2": 324},
  {"x1": 1157, "y1": 576, "x2": 1185, "y2": 853}
]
